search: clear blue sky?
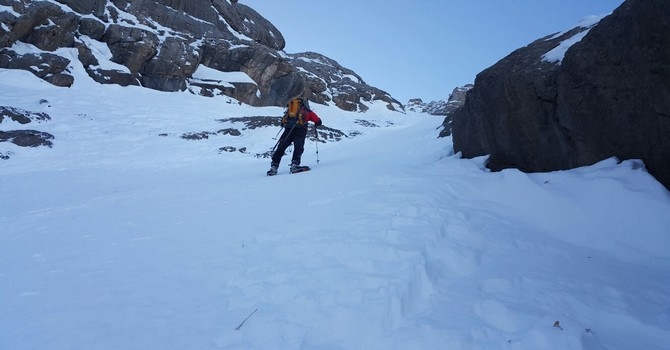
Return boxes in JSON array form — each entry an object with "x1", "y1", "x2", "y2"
[{"x1": 249, "y1": 0, "x2": 625, "y2": 103}]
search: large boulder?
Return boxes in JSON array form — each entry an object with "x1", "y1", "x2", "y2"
[
  {"x1": 452, "y1": 0, "x2": 670, "y2": 189},
  {"x1": 556, "y1": 0, "x2": 670, "y2": 188}
]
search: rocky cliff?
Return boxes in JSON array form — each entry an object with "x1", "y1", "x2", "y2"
[
  {"x1": 452, "y1": 0, "x2": 670, "y2": 189},
  {"x1": 407, "y1": 85, "x2": 472, "y2": 117},
  {"x1": 0, "y1": 0, "x2": 402, "y2": 111}
]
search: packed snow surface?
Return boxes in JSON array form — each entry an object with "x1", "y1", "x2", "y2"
[{"x1": 1, "y1": 62, "x2": 669, "y2": 350}]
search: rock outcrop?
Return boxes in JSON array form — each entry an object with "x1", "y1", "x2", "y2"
[
  {"x1": 407, "y1": 85, "x2": 472, "y2": 118},
  {"x1": 287, "y1": 52, "x2": 402, "y2": 112},
  {"x1": 404, "y1": 84, "x2": 473, "y2": 136},
  {"x1": 0, "y1": 0, "x2": 401, "y2": 110},
  {"x1": 452, "y1": 0, "x2": 670, "y2": 189},
  {"x1": 0, "y1": 105, "x2": 54, "y2": 159}
]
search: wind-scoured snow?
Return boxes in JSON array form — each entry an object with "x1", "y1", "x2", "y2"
[
  {"x1": 1, "y1": 56, "x2": 669, "y2": 350},
  {"x1": 543, "y1": 14, "x2": 610, "y2": 64}
]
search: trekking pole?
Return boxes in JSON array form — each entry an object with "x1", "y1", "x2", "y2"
[
  {"x1": 270, "y1": 125, "x2": 284, "y2": 153},
  {"x1": 314, "y1": 124, "x2": 320, "y2": 164},
  {"x1": 270, "y1": 137, "x2": 281, "y2": 154},
  {"x1": 272, "y1": 126, "x2": 284, "y2": 140}
]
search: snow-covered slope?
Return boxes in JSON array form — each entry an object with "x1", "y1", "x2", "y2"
[{"x1": 1, "y1": 60, "x2": 670, "y2": 350}]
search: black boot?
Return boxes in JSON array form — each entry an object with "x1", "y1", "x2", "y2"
[
  {"x1": 266, "y1": 163, "x2": 278, "y2": 176},
  {"x1": 290, "y1": 161, "x2": 300, "y2": 173}
]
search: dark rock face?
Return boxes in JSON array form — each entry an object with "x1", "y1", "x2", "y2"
[
  {"x1": 452, "y1": 0, "x2": 670, "y2": 189},
  {"x1": 0, "y1": 0, "x2": 400, "y2": 111},
  {"x1": 452, "y1": 26, "x2": 580, "y2": 171},
  {"x1": 556, "y1": 0, "x2": 670, "y2": 188}
]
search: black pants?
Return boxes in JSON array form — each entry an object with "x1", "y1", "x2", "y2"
[{"x1": 272, "y1": 127, "x2": 307, "y2": 166}]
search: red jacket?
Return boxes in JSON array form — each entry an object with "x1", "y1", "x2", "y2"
[{"x1": 302, "y1": 107, "x2": 322, "y2": 126}]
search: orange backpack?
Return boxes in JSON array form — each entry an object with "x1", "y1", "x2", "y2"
[{"x1": 282, "y1": 98, "x2": 305, "y2": 127}]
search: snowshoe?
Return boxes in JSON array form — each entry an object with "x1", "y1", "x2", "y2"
[{"x1": 290, "y1": 165, "x2": 310, "y2": 174}]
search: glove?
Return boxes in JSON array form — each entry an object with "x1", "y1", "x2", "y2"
[{"x1": 315, "y1": 119, "x2": 322, "y2": 127}]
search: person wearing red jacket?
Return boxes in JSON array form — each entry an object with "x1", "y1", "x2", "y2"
[{"x1": 267, "y1": 97, "x2": 322, "y2": 176}]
